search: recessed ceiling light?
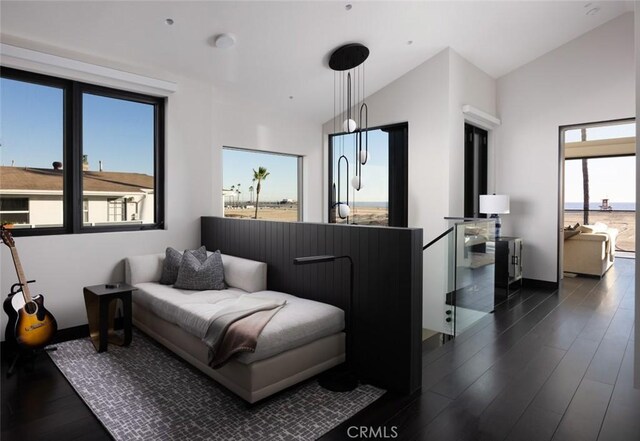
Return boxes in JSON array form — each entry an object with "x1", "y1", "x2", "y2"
[
  {"x1": 214, "y1": 33, "x2": 236, "y2": 49},
  {"x1": 586, "y1": 7, "x2": 600, "y2": 16},
  {"x1": 345, "y1": 4, "x2": 352, "y2": 11},
  {"x1": 165, "y1": 18, "x2": 174, "y2": 25}
]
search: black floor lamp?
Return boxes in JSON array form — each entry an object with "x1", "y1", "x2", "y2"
[{"x1": 293, "y1": 255, "x2": 358, "y2": 392}]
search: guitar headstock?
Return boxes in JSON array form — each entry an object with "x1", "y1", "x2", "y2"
[{"x1": 1, "y1": 226, "x2": 15, "y2": 248}]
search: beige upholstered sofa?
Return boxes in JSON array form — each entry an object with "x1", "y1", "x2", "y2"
[
  {"x1": 564, "y1": 223, "x2": 619, "y2": 277},
  {"x1": 125, "y1": 252, "x2": 345, "y2": 403}
]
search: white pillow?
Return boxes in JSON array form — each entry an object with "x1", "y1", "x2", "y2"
[
  {"x1": 220, "y1": 254, "x2": 267, "y2": 293},
  {"x1": 125, "y1": 253, "x2": 164, "y2": 285}
]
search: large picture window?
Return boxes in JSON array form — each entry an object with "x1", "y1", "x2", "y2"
[
  {"x1": 328, "y1": 123, "x2": 408, "y2": 227},
  {"x1": 0, "y1": 68, "x2": 164, "y2": 235},
  {"x1": 222, "y1": 147, "x2": 302, "y2": 222}
]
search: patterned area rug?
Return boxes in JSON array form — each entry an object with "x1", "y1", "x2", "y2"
[{"x1": 49, "y1": 329, "x2": 384, "y2": 440}]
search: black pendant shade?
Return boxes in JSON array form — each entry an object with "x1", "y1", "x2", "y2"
[{"x1": 329, "y1": 43, "x2": 370, "y2": 71}]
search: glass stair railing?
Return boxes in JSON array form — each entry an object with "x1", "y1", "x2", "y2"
[{"x1": 422, "y1": 218, "x2": 496, "y2": 338}]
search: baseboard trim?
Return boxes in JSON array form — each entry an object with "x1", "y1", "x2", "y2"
[
  {"x1": 523, "y1": 278, "x2": 559, "y2": 290},
  {"x1": 1, "y1": 318, "x2": 125, "y2": 355}
]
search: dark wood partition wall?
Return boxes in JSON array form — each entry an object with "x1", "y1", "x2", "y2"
[{"x1": 201, "y1": 216, "x2": 423, "y2": 395}]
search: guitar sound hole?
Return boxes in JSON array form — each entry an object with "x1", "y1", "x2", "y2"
[{"x1": 24, "y1": 301, "x2": 38, "y2": 314}]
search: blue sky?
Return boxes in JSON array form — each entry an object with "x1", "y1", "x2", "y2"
[
  {"x1": 1, "y1": 78, "x2": 154, "y2": 175},
  {"x1": 223, "y1": 148, "x2": 299, "y2": 201}
]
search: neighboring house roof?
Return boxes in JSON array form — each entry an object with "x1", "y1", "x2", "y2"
[{"x1": 0, "y1": 166, "x2": 154, "y2": 193}]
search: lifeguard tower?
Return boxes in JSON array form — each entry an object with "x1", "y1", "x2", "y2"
[{"x1": 599, "y1": 198, "x2": 613, "y2": 211}]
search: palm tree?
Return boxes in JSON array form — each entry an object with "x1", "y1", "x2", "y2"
[
  {"x1": 249, "y1": 186, "x2": 254, "y2": 203},
  {"x1": 253, "y1": 167, "x2": 270, "y2": 219},
  {"x1": 237, "y1": 183, "x2": 241, "y2": 205},
  {"x1": 230, "y1": 185, "x2": 235, "y2": 207},
  {"x1": 581, "y1": 128, "x2": 590, "y2": 225}
]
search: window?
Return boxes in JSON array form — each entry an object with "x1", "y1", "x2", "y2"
[
  {"x1": 328, "y1": 123, "x2": 408, "y2": 227},
  {"x1": 0, "y1": 76, "x2": 64, "y2": 229},
  {"x1": 222, "y1": 147, "x2": 302, "y2": 222},
  {"x1": 83, "y1": 199, "x2": 89, "y2": 223},
  {"x1": 0, "y1": 68, "x2": 164, "y2": 235},
  {"x1": 0, "y1": 198, "x2": 29, "y2": 225}
]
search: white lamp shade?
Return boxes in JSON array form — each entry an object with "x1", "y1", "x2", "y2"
[
  {"x1": 343, "y1": 118, "x2": 357, "y2": 133},
  {"x1": 359, "y1": 150, "x2": 369, "y2": 164},
  {"x1": 338, "y1": 203, "x2": 351, "y2": 218},
  {"x1": 479, "y1": 194, "x2": 510, "y2": 214},
  {"x1": 351, "y1": 175, "x2": 363, "y2": 190}
]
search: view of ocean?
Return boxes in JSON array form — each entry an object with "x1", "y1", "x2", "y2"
[{"x1": 565, "y1": 202, "x2": 635, "y2": 211}]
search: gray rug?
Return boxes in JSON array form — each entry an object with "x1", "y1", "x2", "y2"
[{"x1": 48, "y1": 329, "x2": 384, "y2": 440}]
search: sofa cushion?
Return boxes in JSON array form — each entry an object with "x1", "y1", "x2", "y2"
[
  {"x1": 221, "y1": 254, "x2": 267, "y2": 293},
  {"x1": 564, "y1": 230, "x2": 580, "y2": 240},
  {"x1": 160, "y1": 246, "x2": 207, "y2": 285},
  {"x1": 174, "y1": 250, "x2": 226, "y2": 291},
  {"x1": 126, "y1": 253, "x2": 164, "y2": 286}
]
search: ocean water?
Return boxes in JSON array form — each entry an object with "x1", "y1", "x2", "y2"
[{"x1": 565, "y1": 202, "x2": 635, "y2": 211}]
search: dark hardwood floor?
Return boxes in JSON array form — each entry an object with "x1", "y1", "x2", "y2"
[
  {"x1": 322, "y1": 258, "x2": 638, "y2": 440},
  {"x1": 2, "y1": 258, "x2": 638, "y2": 440}
]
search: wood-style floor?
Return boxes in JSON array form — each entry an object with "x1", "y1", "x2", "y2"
[
  {"x1": 323, "y1": 257, "x2": 638, "y2": 440},
  {"x1": 2, "y1": 258, "x2": 638, "y2": 441}
]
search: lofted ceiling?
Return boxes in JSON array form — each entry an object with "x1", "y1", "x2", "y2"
[{"x1": 0, "y1": 1, "x2": 634, "y2": 123}]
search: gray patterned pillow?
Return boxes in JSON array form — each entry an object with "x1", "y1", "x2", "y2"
[
  {"x1": 159, "y1": 246, "x2": 207, "y2": 285},
  {"x1": 174, "y1": 250, "x2": 226, "y2": 291}
]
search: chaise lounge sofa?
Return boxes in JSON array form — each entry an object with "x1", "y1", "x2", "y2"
[{"x1": 125, "y1": 251, "x2": 345, "y2": 403}]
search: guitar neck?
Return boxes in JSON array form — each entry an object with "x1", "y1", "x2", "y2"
[{"x1": 9, "y1": 246, "x2": 32, "y2": 303}]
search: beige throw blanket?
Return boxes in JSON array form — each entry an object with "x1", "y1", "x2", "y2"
[{"x1": 203, "y1": 295, "x2": 286, "y2": 368}]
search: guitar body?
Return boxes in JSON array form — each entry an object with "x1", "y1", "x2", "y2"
[
  {"x1": 13, "y1": 295, "x2": 57, "y2": 349},
  {"x1": 1, "y1": 226, "x2": 57, "y2": 350}
]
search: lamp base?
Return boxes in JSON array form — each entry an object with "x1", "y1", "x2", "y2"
[
  {"x1": 318, "y1": 366, "x2": 358, "y2": 392},
  {"x1": 491, "y1": 214, "x2": 502, "y2": 239}
]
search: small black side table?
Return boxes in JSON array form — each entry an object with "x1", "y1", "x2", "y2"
[{"x1": 83, "y1": 283, "x2": 135, "y2": 353}]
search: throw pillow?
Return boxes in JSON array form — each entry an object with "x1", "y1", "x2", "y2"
[
  {"x1": 174, "y1": 250, "x2": 226, "y2": 291},
  {"x1": 579, "y1": 225, "x2": 595, "y2": 234},
  {"x1": 159, "y1": 246, "x2": 208, "y2": 285}
]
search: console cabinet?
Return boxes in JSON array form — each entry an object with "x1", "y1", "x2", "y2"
[{"x1": 495, "y1": 237, "x2": 523, "y2": 302}]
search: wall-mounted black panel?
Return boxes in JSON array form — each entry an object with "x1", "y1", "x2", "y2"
[{"x1": 201, "y1": 216, "x2": 423, "y2": 395}]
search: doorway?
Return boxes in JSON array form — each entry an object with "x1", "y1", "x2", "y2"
[
  {"x1": 464, "y1": 123, "x2": 488, "y2": 218},
  {"x1": 559, "y1": 118, "x2": 636, "y2": 278}
]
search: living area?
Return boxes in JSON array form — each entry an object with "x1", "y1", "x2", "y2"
[
  {"x1": 562, "y1": 120, "x2": 636, "y2": 278},
  {"x1": 1, "y1": 2, "x2": 639, "y2": 441}
]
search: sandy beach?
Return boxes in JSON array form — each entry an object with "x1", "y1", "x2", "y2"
[
  {"x1": 224, "y1": 205, "x2": 390, "y2": 225},
  {"x1": 564, "y1": 211, "x2": 635, "y2": 252}
]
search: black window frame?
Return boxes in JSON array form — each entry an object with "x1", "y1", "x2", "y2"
[
  {"x1": 327, "y1": 122, "x2": 408, "y2": 227},
  {"x1": 0, "y1": 67, "x2": 165, "y2": 236}
]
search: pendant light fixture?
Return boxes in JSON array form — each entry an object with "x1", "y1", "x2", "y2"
[{"x1": 329, "y1": 43, "x2": 370, "y2": 221}]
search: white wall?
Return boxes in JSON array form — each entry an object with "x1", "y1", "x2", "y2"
[
  {"x1": 495, "y1": 13, "x2": 635, "y2": 282},
  {"x1": 210, "y1": 95, "x2": 323, "y2": 222},
  {"x1": 449, "y1": 50, "x2": 497, "y2": 214},
  {"x1": 322, "y1": 48, "x2": 497, "y2": 333}
]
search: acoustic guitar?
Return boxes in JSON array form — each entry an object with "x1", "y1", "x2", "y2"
[{"x1": 1, "y1": 227, "x2": 57, "y2": 349}]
